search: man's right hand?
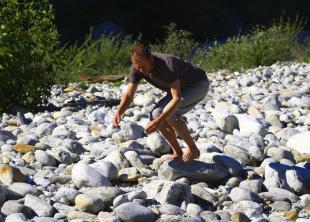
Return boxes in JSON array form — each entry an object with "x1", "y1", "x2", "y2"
[
  {"x1": 112, "y1": 82, "x2": 138, "y2": 128},
  {"x1": 112, "y1": 112, "x2": 121, "y2": 128}
]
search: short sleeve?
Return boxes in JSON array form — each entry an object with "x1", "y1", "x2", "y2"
[{"x1": 129, "y1": 65, "x2": 143, "y2": 83}]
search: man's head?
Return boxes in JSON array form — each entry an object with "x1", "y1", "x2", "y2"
[{"x1": 131, "y1": 44, "x2": 154, "y2": 74}]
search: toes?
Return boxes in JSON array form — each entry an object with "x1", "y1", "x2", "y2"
[
  {"x1": 182, "y1": 149, "x2": 199, "y2": 163},
  {"x1": 160, "y1": 154, "x2": 183, "y2": 164},
  {"x1": 182, "y1": 153, "x2": 191, "y2": 163}
]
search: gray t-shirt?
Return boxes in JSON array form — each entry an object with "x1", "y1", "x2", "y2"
[{"x1": 129, "y1": 53, "x2": 208, "y2": 92}]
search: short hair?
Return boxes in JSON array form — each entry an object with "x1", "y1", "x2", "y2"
[{"x1": 131, "y1": 44, "x2": 151, "y2": 58}]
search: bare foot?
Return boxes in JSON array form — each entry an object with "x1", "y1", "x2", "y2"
[
  {"x1": 160, "y1": 153, "x2": 183, "y2": 165},
  {"x1": 182, "y1": 147, "x2": 200, "y2": 163}
]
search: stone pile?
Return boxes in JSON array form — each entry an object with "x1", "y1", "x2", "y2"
[{"x1": 0, "y1": 62, "x2": 309, "y2": 222}]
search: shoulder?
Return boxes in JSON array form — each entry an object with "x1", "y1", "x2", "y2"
[
  {"x1": 152, "y1": 52, "x2": 175, "y2": 61},
  {"x1": 152, "y1": 52, "x2": 180, "y2": 67}
]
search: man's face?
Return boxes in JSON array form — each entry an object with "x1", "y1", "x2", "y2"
[{"x1": 131, "y1": 55, "x2": 153, "y2": 74}]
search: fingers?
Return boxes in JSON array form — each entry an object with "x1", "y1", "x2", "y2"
[
  {"x1": 144, "y1": 123, "x2": 152, "y2": 132},
  {"x1": 114, "y1": 122, "x2": 120, "y2": 128},
  {"x1": 145, "y1": 123, "x2": 157, "y2": 133},
  {"x1": 144, "y1": 122, "x2": 151, "y2": 132},
  {"x1": 112, "y1": 115, "x2": 120, "y2": 128},
  {"x1": 145, "y1": 127, "x2": 153, "y2": 133}
]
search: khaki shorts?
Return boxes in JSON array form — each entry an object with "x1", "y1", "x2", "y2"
[{"x1": 149, "y1": 78, "x2": 210, "y2": 122}]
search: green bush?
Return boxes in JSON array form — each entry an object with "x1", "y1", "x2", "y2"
[
  {"x1": 51, "y1": 32, "x2": 98, "y2": 84},
  {"x1": 150, "y1": 23, "x2": 199, "y2": 61},
  {"x1": 193, "y1": 16, "x2": 309, "y2": 72},
  {"x1": 0, "y1": 0, "x2": 59, "y2": 113},
  {"x1": 78, "y1": 34, "x2": 134, "y2": 76},
  {"x1": 293, "y1": 36, "x2": 310, "y2": 62}
]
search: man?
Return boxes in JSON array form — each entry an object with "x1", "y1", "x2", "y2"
[{"x1": 112, "y1": 44, "x2": 210, "y2": 163}]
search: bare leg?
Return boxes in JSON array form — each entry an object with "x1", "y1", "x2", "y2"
[
  {"x1": 158, "y1": 121, "x2": 184, "y2": 163},
  {"x1": 168, "y1": 119, "x2": 200, "y2": 163}
]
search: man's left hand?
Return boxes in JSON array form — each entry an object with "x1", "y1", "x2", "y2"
[{"x1": 145, "y1": 118, "x2": 162, "y2": 133}]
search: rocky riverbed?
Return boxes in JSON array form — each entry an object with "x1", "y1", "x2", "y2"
[{"x1": 0, "y1": 62, "x2": 310, "y2": 222}]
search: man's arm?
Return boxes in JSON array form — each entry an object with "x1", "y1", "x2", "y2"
[
  {"x1": 117, "y1": 82, "x2": 138, "y2": 116},
  {"x1": 158, "y1": 79, "x2": 182, "y2": 121}
]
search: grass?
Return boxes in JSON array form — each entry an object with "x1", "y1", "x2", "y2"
[
  {"x1": 192, "y1": 16, "x2": 309, "y2": 72},
  {"x1": 61, "y1": 16, "x2": 309, "y2": 82},
  {"x1": 53, "y1": 33, "x2": 136, "y2": 85},
  {"x1": 80, "y1": 34, "x2": 134, "y2": 76}
]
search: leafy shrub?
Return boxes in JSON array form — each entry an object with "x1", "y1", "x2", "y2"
[
  {"x1": 0, "y1": 0, "x2": 59, "y2": 113},
  {"x1": 150, "y1": 23, "x2": 199, "y2": 61}
]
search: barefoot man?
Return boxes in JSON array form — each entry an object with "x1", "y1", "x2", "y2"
[{"x1": 112, "y1": 44, "x2": 210, "y2": 163}]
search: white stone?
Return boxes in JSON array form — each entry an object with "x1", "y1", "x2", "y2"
[
  {"x1": 233, "y1": 200, "x2": 263, "y2": 219},
  {"x1": 90, "y1": 160, "x2": 118, "y2": 180},
  {"x1": 234, "y1": 114, "x2": 265, "y2": 137},
  {"x1": 114, "y1": 202, "x2": 155, "y2": 222},
  {"x1": 55, "y1": 187, "x2": 79, "y2": 204},
  {"x1": 103, "y1": 150, "x2": 130, "y2": 171},
  {"x1": 186, "y1": 203, "x2": 204, "y2": 216},
  {"x1": 24, "y1": 194, "x2": 54, "y2": 217},
  {"x1": 8, "y1": 182, "x2": 41, "y2": 197},
  {"x1": 35, "y1": 150, "x2": 58, "y2": 167},
  {"x1": 72, "y1": 162, "x2": 112, "y2": 188},
  {"x1": 5, "y1": 213, "x2": 29, "y2": 222},
  {"x1": 75, "y1": 193, "x2": 105, "y2": 214},
  {"x1": 212, "y1": 108, "x2": 239, "y2": 134},
  {"x1": 146, "y1": 132, "x2": 171, "y2": 156},
  {"x1": 52, "y1": 125, "x2": 69, "y2": 137},
  {"x1": 287, "y1": 131, "x2": 310, "y2": 154}
]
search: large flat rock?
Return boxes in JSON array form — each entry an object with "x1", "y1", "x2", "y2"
[{"x1": 158, "y1": 160, "x2": 228, "y2": 183}]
